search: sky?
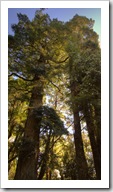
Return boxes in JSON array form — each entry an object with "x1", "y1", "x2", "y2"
[{"x1": 8, "y1": 8, "x2": 101, "y2": 43}]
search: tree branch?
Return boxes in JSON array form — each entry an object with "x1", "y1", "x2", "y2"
[
  {"x1": 66, "y1": 121, "x2": 74, "y2": 130},
  {"x1": 47, "y1": 78, "x2": 63, "y2": 95},
  {"x1": 8, "y1": 73, "x2": 34, "y2": 82},
  {"x1": 56, "y1": 56, "x2": 69, "y2": 64},
  {"x1": 49, "y1": 56, "x2": 69, "y2": 64}
]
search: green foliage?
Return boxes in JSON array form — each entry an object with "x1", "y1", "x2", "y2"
[
  {"x1": 8, "y1": 10, "x2": 101, "y2": 180},
  {"x1": 33, "y1": 106, "x2": 68, "y2": 136}
]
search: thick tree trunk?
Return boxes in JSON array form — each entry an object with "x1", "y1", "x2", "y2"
[
  {"x1": 73, "y1": 108, "x2": 89, "y2": 180},
  {"x1": 84, "y1": 105, "x2": 101, "y2": 180},
  {"x1": 70, "y1": 81, "x2": 89, "y2": 180},
  {"x1": 14, "y1": 77, "x2": 43, "y2": 180}
]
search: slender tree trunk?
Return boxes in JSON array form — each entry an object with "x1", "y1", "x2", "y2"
[
  {"x1": 84, "y1": 105, "x2": 101, "y2": 180},
  {"x1": 73, "y1": 108, "x2": 89, "y2": 180},
  {"x1": 46, "y1": 168, "x2": 49, "y2": 180},
  {"x1": 46, "y1": 167, "x2": 51, "y2": 180},
  {"x1": 38, "y1": 129, "x2": 52, "y2": 180},
  {"x1": 14, "y1": 76, "x2": 43, "y2": 180}
]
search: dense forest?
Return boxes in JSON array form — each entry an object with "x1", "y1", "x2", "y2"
[{"x1": 8, "y1": 9, "x2": 101, "y2": 180}]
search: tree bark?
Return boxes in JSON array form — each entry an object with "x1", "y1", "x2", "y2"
[
  {"x1": 14, "y1": 76, "x2": 43, "y2": 180},
  {"x1": 73, "y1": 108, "x2": 89, "y2": 180},
  {"x1": 46, "y1": 167, "x2": 51, "y2": 180},
  {"x1": 84, "y1": 105, "x2": 101, "y2": 180}
]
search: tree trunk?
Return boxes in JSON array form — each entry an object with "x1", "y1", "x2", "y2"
[
  {"x1": 94, "y1": 105, "x2": 101, "y2": 161},
  {"x1": 14, "y1": 76, "x2": 43, "y2": 180},
  {"x1": 73, "y1": 108, "x2": 89, "y2": 180},
  {"x1": 70, "y1": 80, "x2": 89, "y2": 180},
  {"x1": 38, "y1": 130, "x2": 51, "y2": 180},
  {"x1": 84, "y1": 105, "x2": 101, "y2": 180}
]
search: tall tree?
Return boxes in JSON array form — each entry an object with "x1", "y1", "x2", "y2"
[
  {"x1": 81, "y1": 43, "x2": 101, "y2": 179},
  {"x1": 9, "y1": 10, "x2": 68, "y2": 180},
  {"x1": 65, "y1": 15, "x2": 100, "y2": 179},
  {"x1": 9, "y1": 11, "x2": 50, "y2": 179}
]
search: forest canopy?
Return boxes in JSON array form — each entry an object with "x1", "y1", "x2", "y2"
[{"x1": 8, "y1": 9, "x2": 101, "y2": 180}]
